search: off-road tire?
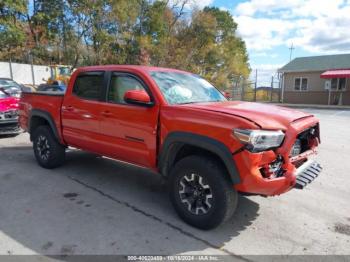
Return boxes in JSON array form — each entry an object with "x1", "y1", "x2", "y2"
[
  {"x1": 32, "y1": 125, "x2": 65, "y2": 169},
  {"x1": 169, "y1": 155, "x2": 238, "y2": 230}
]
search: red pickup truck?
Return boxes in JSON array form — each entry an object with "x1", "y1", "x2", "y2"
[{"x1": 19, "y1": 65, "x2": 322, "y2": 229}]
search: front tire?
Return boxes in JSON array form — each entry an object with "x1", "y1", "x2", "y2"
[
  {"x1": 33, "y1": 126, "x2": 65, "y2": 169},
  {"x1": 169, "y1": 155, "x2": 238, "y2": 230}
]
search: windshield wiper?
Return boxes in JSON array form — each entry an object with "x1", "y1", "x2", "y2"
[
  {"x1": 179, "y1": 100, "x2": 223, "y2": 105},
  {"x1": 178, "y1": 101, "x2": 201, "y2": 105}
]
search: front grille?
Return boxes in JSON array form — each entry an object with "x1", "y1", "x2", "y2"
[
  {"x1": 0, "y1": 110, "x2": 18, "y2": 120},
  {"x1": 5, "y1": 110, "x2": 18, "y2": 119}
]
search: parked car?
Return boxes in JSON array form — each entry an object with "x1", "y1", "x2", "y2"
[
  {"x1": 37, "y1": 82, "x2": 66, "y2": 92},
  {"x1": 0, "y1": 78, "x2": 31, "y2": 97},
  {"x1": 0, "y1": 88, "x2": 21, "y2": 136},
  {"x1": 19, "y1": 65, "x2": 322, "y2": 229}
]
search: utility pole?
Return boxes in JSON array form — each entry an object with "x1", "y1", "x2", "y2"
[
  {"x1": 9, "y1": 54, "x2": 13, "y2": 80},
  {"x1": 270, "y1": 76, "x2": 274, "y2": 102},
  {"x1": 254, "y1": 69, "x2": 258, "y2": 102},
  {"x1": 289, "y1": 43, "x2": 295, "y2": 61},
  {"x1": 30, "y1": 54, "x2": 35, "y2": 86}
]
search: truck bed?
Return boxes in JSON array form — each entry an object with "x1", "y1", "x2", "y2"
[{"x1": 19, "y1": 91, "x2": 65, "y2": 141}]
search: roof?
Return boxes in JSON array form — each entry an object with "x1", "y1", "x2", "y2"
[
  {"x1": 320, "y1": 69, "x2": 350, "y2": 78},
  {"x1": 279, "y1": 54, "x2": 350, "y2": 73},
  {"x1": 77, "y1": 65, "x2": 191, "y2": 74}
]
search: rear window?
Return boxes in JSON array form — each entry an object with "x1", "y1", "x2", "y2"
[{"x1": 73, "y1": 73, "x2": 104, "y2": 100}]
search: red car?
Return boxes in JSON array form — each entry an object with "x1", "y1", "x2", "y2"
[
  {"x1": 0, "y1": 89, "x2": 20, "y2": 135},
  {"x1": 19, "y1": 65, "x2": 322, "y2": 229}
]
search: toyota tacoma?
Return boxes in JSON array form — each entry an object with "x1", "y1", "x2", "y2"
[{"x1": 19, "y1": 65, "x2": 322, "y2": 229}]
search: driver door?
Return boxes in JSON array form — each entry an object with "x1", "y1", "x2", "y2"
[{"x1": 99, "y1": 72, "x2": 159, "y2": 168}]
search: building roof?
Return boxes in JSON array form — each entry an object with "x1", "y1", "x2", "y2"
[{"x1": 279, "y1": 53, "x2": 350, "y2": 73}]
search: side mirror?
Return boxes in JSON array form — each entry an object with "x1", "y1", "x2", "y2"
[{"x1": 124, "y1": 90, "x2": 153, "y2": 106}]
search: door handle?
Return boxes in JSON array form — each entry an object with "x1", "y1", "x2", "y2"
[
  {"x1": 64, "y1": 105, "x2": 74, "y2": 112},
  {"x1": 101, "y1": 111, "x2": 113, "y2": 117}
]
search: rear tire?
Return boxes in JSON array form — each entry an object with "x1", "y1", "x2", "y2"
[
  {"x1": 169, "y1": 155, "x2": 238, "y2": 230},
  {"x1": 32, "y1": 125, "x2": 65, "y2": 169}
]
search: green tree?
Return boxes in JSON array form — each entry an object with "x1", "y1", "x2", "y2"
[
  {"x1": 0, "y1": 0, "x2": 250, "y2": 88},
  {"x1": 0, "y1": 0, "x2": 27, "y2": 59},
  {"x1": 180, "y1": 7, "x2": 250, "y2": 89}
]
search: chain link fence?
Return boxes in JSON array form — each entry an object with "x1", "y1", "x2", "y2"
[{"x1": 229, "y1": 74, "x2": 281, "y2": 103}]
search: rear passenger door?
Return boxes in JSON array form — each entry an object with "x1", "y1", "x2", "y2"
[
  {"x1": 98, "y1": 72, "x2": 159, "y2": 168},
  {"x1": 62, "y1": 71, "x2": 106, "y2": 152}
]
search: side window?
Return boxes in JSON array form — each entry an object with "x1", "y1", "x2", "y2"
[
  {"x1": 73, "y1": 73, "x2": 104, "y2": 100},
  {"x1": 294, "y1": 77, "x2": 308, "y2": 91},
  {"x1": 294, "y1": 78, "x2": 301, "y2": 91},
  {"x1": 331, "y1": 78, "x2": 337, "y2": 90},
  {"x1": 301, "y1": 78, "x2": 308, "y2": 91},
  {"x1": 331, "y1": 78, "x2": 346, "y2": 90},
  {"x1": 339, "y1": 78, "x2": 346, "y2": 90},
  {"x1": 108, "y1": 75, "x2": 145, "y2": 104}
]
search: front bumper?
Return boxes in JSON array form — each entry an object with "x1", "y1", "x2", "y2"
[
  {"x1": 234, "y1": 116, "x2": 321, "y2": 196},
  {"x1": 0, "y1": 120, "x2": 21, "y2": 135},
  {"x1": 234, "y1": 152, "x2": 322, "y2": 196}
]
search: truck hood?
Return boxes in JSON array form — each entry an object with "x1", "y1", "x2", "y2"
[
  {"x1": 0, "y1": 97, "x2": 19, "y2": 112},
  {"x1": 181, "y1": 101, "x2": 313, "y2": 130}
]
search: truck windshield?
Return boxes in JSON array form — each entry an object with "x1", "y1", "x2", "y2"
[{"x1": 149, "y1": 71, "x2": 226, "y2": 105}]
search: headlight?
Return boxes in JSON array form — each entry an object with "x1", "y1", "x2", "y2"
[{"x1": 233, "y1": 129, "x2": 285, "y2": 152}]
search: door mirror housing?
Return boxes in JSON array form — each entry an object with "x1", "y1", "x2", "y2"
[{"x1": 124, "y1": 90, "x2": 153, "y2": 106}]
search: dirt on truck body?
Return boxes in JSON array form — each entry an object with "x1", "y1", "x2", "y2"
[{"x1": 19, "y1": 65, "x2": 322, "y2": 229}]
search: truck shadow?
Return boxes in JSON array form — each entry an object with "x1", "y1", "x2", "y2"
[
  {"x1": 0, "y1": 134, "x2": 18, "y2": 139},
  {"x1": 0, "y1": 146, "x2": 260, "y2": 256}
]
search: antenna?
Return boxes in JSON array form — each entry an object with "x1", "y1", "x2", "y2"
[{"x1": 289, "y1": 43, "x2": 295, "y2": 61}]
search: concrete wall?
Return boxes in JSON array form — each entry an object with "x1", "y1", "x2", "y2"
[
  {"x1": 0, "y1": 62, "x2": 51, "y2": 85},
  {"x1": 283, "y1": 71, "x2": 350, "y2": 105}
]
